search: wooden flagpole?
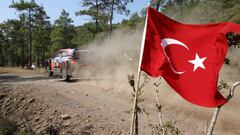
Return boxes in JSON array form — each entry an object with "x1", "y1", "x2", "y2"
[
  {"x1": 206, "y1": 81, "x2": 240, "y2": 135},
  {"x1": 130, "y1": 2, "x2": 150, "y2": 135}
]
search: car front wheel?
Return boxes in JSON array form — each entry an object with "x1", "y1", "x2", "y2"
[
  {"x1": 62, "y1": 65, "x2": 71, "y2": 81},
  {"x1": 47, "y1": 66, "x2": 53, "y2": 77}
]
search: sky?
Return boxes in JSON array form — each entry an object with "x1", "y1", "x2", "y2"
[{"x1": 0, "y1": 0, "x2": 149, "y2": 26}]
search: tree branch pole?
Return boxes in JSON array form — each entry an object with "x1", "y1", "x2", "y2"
[
  {"x1": 154, "y1": 80, "x2": 165, "y2": 135},
  {"x1": 206, "y1": 81, "x2": 240, "y2": 135},
  {"x1": 130, "y1": 3, "x2": 150, "y2": 135}
]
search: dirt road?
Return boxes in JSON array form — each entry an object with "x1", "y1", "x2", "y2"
[{"x1": 0, "y1": 66, "x2": 240, "y2": 135}]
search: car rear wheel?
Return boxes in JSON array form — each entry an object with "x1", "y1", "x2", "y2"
[{"x1": 62, "y1": 65, "x2": 71, "y2": 81}]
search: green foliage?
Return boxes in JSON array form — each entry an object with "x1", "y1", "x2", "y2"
[
  {"x1": 0, "y1": 113, "x2": 29, "y2": 135},
  {"x1": 226, "y1": 32, "x2": 240, "y2": 47},
  {"x1": 76, "y1": 0, "x2": 109, "y2": 34},
  {"x1": 51, "y1": 9, "x2": 76, "y2": 53},
  {"x1": 121, "y1": 12, "x2": 143, "y2": 28},
  {"x1": 0, "y1": 113, "x2": 17, "y2": 135},
  {"x1": 9, "y1": 0, "x2": 38, "y2": 11},
  {"x1": 107, "y1": 0, "x2": 134, "y2": 34},
  {"x1": 149, "y1": 121, "x2": 181, "y2": 135},
  {"x1": 72, "y1": 23, "x2": 96, "y2": 46},
  {"x1": 0, "y1": 19, "x2": 27, "y2": 67},
  {"x1": 10, "y1": 0, "x2": 39, "y2": 67},
  {"x1": 218, "y1": 80, "x2": 230, "y2": 91},
  {"x1": 160, "y1": 0, "x2": 240, "y2": 23},
  {"x1": 33, "y1": 6, "x2": 52, "y2": 66}
]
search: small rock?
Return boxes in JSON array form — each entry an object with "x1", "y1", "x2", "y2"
[
  {"x1": 66, "y1": 130, "x2": 73, "y2": 134},
  {"x1": 42, "y1": 122, "x2": 49, "y2": 128},
  {"x1": 61, "y1": 114, "x2": 71, "y2": 120},
  {"x1": 35, "y1": 117, "x2": 40, "y2": 122},
  {"x1": 35, "y1": 125, "x2": 41, "y2": 129},
  {"x1": 85, "y1": 119, "x2": 89, "y2": 123},
  {"x1": 28, "y1": 98, "x2": 35, "y2": 103},
  {"x1": 62, "y1": 121, "x2": 71, "y2": 126},
  {"x1": 20, "y1": 97, "x2": 25, "y2": 101},
  {"x1": 0, "y1": 94, "x2": 7, "y2": 100},
  {"x1": 5, "y1": 98, "x2": 10, "y2": 102},
  {"x1": 6, "y1": 108, "x2": 11, "y2": 112},
  {"x1": 86, "y1": 94, "x2": 88, "y2": 96},
  {"x1": 20, "y1": 124, "x2": 25, "y2": 128}
]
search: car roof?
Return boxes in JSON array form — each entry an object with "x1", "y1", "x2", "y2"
[{"x1": 59, "y1": 49, "x2": 75, "y2": 53}]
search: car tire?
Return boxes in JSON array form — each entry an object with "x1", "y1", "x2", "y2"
[
  {"x1": 62, "y1": 64, "x2": 71, "y2": 82},
  {"x1": 47, "y1": 65, "x2": 53, "y2": 77}
]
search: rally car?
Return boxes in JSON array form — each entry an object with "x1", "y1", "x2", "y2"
[{"x1": 46, "y1": 48, "x2": 89, "y2": 81}]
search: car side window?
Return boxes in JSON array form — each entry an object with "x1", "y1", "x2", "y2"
[
  {"x1": 54, "y1": 52, "x2": 61, "y2": 58},
  {"x1": 61, "y1": 51, "x2": 68, "y2": 57}
]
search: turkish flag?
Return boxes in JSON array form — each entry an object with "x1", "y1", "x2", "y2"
[{"x1": 141, "y1": 7, "x2": 240, "y2": 107}]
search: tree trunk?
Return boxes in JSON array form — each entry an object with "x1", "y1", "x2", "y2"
[
  {"x1": 21, "y1": 36, "x2": 25, "y2": 68},
  {"x1": 156, "y1": 0, "x2": 160, "y2": 11},
  {"x1": 96, "y1": 0, "x2": 99, "y2": 34},
  {"x1": 96, "y1": 0, "x2": 99, "y2": 45},
  {"x1": 181, "y1": 0, "x2": 184, "y2": 22},
  {"x1": 37, "y1": 47, "x2": 40, "y2": 67},
  {"x1": 0, "y1": 43, "x2": 2, "y2": 66},
  {"x1": 109, "y1": 0, "x2": 115, "y2": 38},
  {"x1": 63, "y1": 26, "x2": 67, "y2": 48},
  {"x1": 11, "y1": 50, "x2": 15, "y2": 67},
  {"x1": 29, "y1": 9, "x2": 33, "y2": 68},
  {"x1": 41, "y1": 45, "x2": 45, "y2": 67}
]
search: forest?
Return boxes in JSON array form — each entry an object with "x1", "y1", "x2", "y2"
[{"x1": 0, "y1": 0, "x2": 240, "y2": 68}]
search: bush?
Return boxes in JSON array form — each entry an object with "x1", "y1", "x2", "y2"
[{"x1": 0, "y1": 113, "x2": 17, "y2": 135}]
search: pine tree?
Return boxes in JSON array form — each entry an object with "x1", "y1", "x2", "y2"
[
  {"x1": 51, "y1": 9, "x2": 76, "y2": 53},
  {"x1": 76, "y1": 0, "x2": 109, "y2": 34},
  {"x1": 10, "y1": 0, "x2": 39, "y2": 67},
  {"x1": 33, "y1": 6, "x2": 51, "y2": 67}
]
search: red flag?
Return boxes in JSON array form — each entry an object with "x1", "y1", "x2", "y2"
[{"x1": 141, "y1": 7, "x2": 240, "y2": 107}]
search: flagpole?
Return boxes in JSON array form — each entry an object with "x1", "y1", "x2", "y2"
[
  {"x1": 206, "y1": 81, "x2": 240, "y2": 135},
  {"x1": 130, "y1": 2, "x2": 150, "y2": 135}
]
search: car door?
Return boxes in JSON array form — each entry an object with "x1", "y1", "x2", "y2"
[{"x1": 52, "y1": 52, "x2": 62, "y2": 68}]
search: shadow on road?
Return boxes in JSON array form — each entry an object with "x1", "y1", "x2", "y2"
[
  {"x1": 55, "y1": 78, "x2": 105, "y2": 83},
  {"x1": 0, "y1": 73, "x2": 104, "y2": 84},
  {"x1": 56, "y1": 79, "x2": 79, "y2": 83},
  {"x1": 0, "y1": 74, "x2": 55, "y2": 83},
  {"x1": 0, "y1": 72, "x2": 8, "y2": 74}
]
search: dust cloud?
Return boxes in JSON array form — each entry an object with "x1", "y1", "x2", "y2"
[
  {"x1": 219, "y1": 46, "x2": 240, "y2": 82},
  {"x1": 76, "y1": 25, "x2": 143, "y2": 82},
  {"x1": 227, "y1": 46, "x2": 240, "y2": 70}
]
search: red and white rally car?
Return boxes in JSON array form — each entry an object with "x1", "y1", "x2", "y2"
[{"x1": 46, "y1": 48, "x2": 89, "y2": 81}]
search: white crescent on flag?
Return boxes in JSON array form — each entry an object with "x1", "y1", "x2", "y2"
[{"x1": 161, "y1": 38, "x2": 189, "y2": 74}]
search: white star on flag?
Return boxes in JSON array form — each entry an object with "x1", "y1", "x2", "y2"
[{"x1": 188, "y1": 53, "x2": 207, "y2": 72}]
